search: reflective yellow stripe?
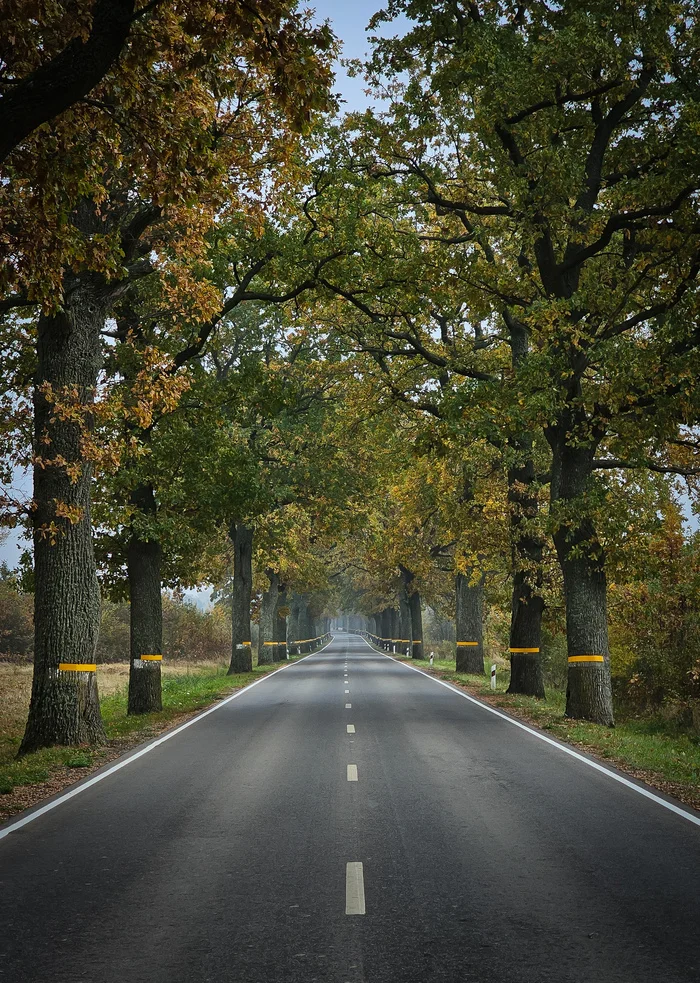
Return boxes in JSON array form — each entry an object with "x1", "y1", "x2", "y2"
[
  {"x1": 457, "y1": 641, "x2": 479, "y2": 646},
  {"x1": 568, "y1": 655, "x2": 605, "y2": 663},
  {"x1": 263, "y1": 642, "x2": 277, "y2": 646},
  {"x1": 413, "y1": 639, "x2": 422, "y2": 644},
  {"x1": 510, "y1": 647, "x2": 540, "y2": 653},
  {"x1": 140, "y1": 654, "x2": 162, "y2": 661},
  {"x1": 242, "y1": 641, "x2": 251, "y2": 646},
  {"x1": 58, "y1": 663, "x2": 96, "y2": 672}
]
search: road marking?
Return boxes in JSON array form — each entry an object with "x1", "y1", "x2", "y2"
[
  {"x1": 373, "y1": 647, "x2": 700, "y2": 829},
  {"x1": 345, "y1": 703, "x2": 352, "y2": 708},
  {"x1": 347, "y1": 764, "x2": 358, "y2": 781},
  {"x1": 0, "y1": 649, "x2": 324, "y2": 841},
  {"x1": 347, "y1": 724, "x2": 355, "y2": 733},
  {"x1": 345, "y1": 689, "x2": 350, "y2": 694},
  {"x1": 345, "y1": 862, "x2": 366, "y2": 915}
]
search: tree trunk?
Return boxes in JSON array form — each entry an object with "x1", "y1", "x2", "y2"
[
  {"x1": 127, "y1": 485, "x2": 163, "y2": 714},
  {"x1": 275, "y1": 584, "x2": 288, "y2": 660},
  {"x1": 409, "y1": 590, "x2": 423, "y2": 659},
  {"x1": 455, "y1": 571, "x2": 485, "y2": 674},
  {"x1": 228, "y1": 522, "x2": 253, "y2": 674},
  {"x1": 507, "y1": 451, "x2": 546, "y2": 698},
  {"x1": 398, "y1": 566, "x2": 413, "y2": 656},
  {"x1": 297, "y1": 595, "x2": 312, "y2": 650},
  {"x1": 258, "y1": 569, "x2": 279, "y2": 665},
  {"x1": 548, "y1": 421, "x2": 614, "y2": 726},
  {"x1": 506, "y1": 323, "x2": 546, "y2": 697},
  {"x1": 20, "y1": 283, "x2": 107, "y2": 754},
  {"x1": 380, "y1": 608, "x2": 392, "y2": 649},
  {"x1": 287, "y1": 593, "x2": 301, "y2": 649}
]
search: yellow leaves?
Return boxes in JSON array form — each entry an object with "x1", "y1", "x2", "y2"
[{"x1": 53, "y1": 501, "x2": 84, "y2": 525}]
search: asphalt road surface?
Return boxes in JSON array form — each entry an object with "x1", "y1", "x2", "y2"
[{"x1": 2, "y1": 633, "x2": 700, "y2": 983}]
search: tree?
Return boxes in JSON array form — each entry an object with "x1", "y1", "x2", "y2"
[
  {"x1": 355, "y1": 0, "x2": 700, "y2": 723},
  {"x1": 8, "y1": 3, "x2": 336, "y2": 751}
]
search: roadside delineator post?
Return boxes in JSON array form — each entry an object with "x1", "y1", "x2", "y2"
[
  {"x1": 429, "y1": 651, "x2": 434, "y2": 665},
  {"x1": 491, "y1": 664, "x2": 497, "y2": 690}
]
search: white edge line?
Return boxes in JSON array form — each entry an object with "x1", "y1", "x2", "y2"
[
  {"x1": 357, "y1": 637, "x2": 700, "y2": 829},
  {"x1": 0, "y1": 645, "x2": 329, "y2": 841}
]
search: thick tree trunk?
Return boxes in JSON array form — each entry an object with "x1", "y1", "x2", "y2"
[
  {"x1": 228, "y1": 522, "x2": 253, "y2": 674},
  {"x1": 380, "y1": 608, "x2": 392, "y2": 649},
  {"x1": 507, "y1": 451, "x2": 546, "y2": 698},
  {"x1": 297, "y1": 595, "x2": 312, "y2": 650},
  {"x1": 275, "y1": 584, "x2": 288, "y2": 660},
  {"x1": 20, "y1": 284, "x2": 107, "y2": 754},
  {"x1": 258, "y1": 569, "x2": 279, "y2": 666},
  {"x1": 287, "y1": 593, "x2": 301, "y2": 649},
  {"x1": 455, "y1": 571, "x2": 485, "y2": 674},
  {"x1": 549, "y1": 422, "x2": 614, "y2": 726},
  {"x1": 506, "y1": 324, "x2": 546, "y2": 697},
  {"x1": 398, "y1": 567, "x2": 413, "y2": 656},
  {"x1": 127, "y1": 485, "x2": 163, "y2": 714},
  {"x1": 409, "y1": 590, "x2": 423, "y2": 659}
]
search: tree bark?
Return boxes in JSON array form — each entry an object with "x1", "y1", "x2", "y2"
[
  {"x1": 287, "y1": 593, "x2": 301, "y2": 649},
  {"x1": 228, "y1": 522, "x2": 253, "y2": 674},
  {"x1": 380, "y1": 608, "x2": 391, "y2": 649},
  {"x1": 455, "y1": 571, "x2": 485, "y2": 674},
  {"x1": 409, "y1": 590, "x2": 423, "y2": 659},
  {"x1": 507, "y1": 450, "x2": 546, "y2": 697},
  {"x1": 258, "y1": 569, "x2": 279, "y2": 666},
  {"x1": 548, "y1": 421, "x2": 614, "y2": 726},
  {"x1": 398, "y1": 566, "x2": 413, "y2": 656},
  {"x1": 20, "y1": 280, "x2": 107, "y2": 754},
  {"x1": 506, "y1": 322, "x2": 546, "y2": 697},
  {"x1": 127, "y1": 484, "x2": 162, "y2": 714},
  {"x1": 275, "y1": 584, "x2": 288, "y2": 660},
  {"x1": 297, "y1": 595, "x2": 312, "y2": 650}
]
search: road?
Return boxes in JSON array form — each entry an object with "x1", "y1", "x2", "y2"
[{"x1": 1, "y1": 633, "x2": 700, "y2": 983}]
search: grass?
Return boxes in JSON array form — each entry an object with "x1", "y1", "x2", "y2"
[
  {"x1": 0, "y1": 658, "x2": 295, "y2": 806},
  {"x1": 391, "y1": 653, "x2": 700, "y2": 808}
]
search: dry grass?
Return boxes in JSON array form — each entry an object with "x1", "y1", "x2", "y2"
[{"x1": 0, "y1": 659, "x2": 225, "y2": 736}]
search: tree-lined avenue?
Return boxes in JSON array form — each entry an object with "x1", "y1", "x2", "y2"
[{"x1": 1, "y1": 633, "x2": 699, "y2": 982}]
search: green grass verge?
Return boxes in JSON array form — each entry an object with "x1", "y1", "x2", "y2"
[
  {"x1": 0, "y1": 661, "x2": 293, "y2": 799},
  {"x1": 401, "y1": 655, "x2": 700, "y2": 798}
]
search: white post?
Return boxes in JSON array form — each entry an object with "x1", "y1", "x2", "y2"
[
  {"x1": 491, "y1": 664, "x2": 497, "y2": 690},
  {"x1": 429, "y1": 651, "x2": 434, "y2": 666}
]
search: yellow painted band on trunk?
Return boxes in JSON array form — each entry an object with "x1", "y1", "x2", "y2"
[
  {"x1": 58, "y1": 663, "x2": 96, "y2": 672},
  {"x1": 568, "y1": 655, "x2": 605, "y2": 663},
  {"x1": 140, "y1": 654, "x2": 162, "y2": 661},
  {"x1": 457, "y1": 641, "x2": 479, "y2": 646},
  {"x1": 243, "y1": 642, "x2": 251, "y2": 646},
  {"x1": 413, "y1": 640, "x2": 422, "y2": 644},
  {"x1": 263, "y1": 642, "x2": 277, "y2": 646},
  {"x1": 510, "y1": 648, "x2": 540, "y2": 653}
]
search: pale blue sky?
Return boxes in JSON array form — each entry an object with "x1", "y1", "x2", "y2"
[{"x1": 311, "y1": 1, "x2": 408, "y2": 111}]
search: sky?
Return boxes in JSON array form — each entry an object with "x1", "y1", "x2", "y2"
[{"x1": 311, "y1": 1, "x2": 391, "y2": 111}]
